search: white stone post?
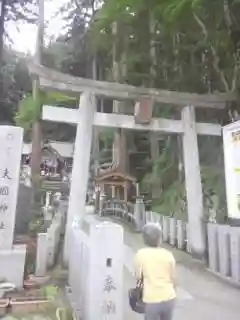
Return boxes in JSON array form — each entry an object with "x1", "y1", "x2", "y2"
[
  {"x1": 136, "y1": 183, "x2": 140, "y2": 197},
  {"x1": 162, "y1": 216, "x2": 169, "y2": 242},
  {"x1": 207, "y1": 223, "x2": 219, "y2": 273},
  {"x1": 134, "y1": 198, "x2": 146, "y2": 231},
  {"x1": 63, "y1": 92, "x2": 95, "y2": 265},
  {"x1": 177, "y1": 220, "x2": 185, "y2": 250},
  {"x1": 111, "y1": 185, "x2": 116, "y2": 198},
  {"x1": 169, "y1": 218, "x2": 176, "y2": 246},
  {"x1": 67, "y1": 218, "x2": 124, "y2": 320},
  {"x1": 87, "y1": 221, "x2": 123, "y2": 320},
  {"x1": 229, "y1": 228, "x2": 240, "y2": 282},
  {"x1": 45, "y1": 191, "x2": 51, "y2": 207},
  {"x1": 35, "y1": 233, "x2": 48, "y2": 277},
  {"x1": 217, "y1": 225, "x2": 230, "y2": 276},
  {"x1": 182, "y1": 106, "x2": 205, "y2": 259}
]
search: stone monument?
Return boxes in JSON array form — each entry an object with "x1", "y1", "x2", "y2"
[{"x1": 0, "y1": 126, "x2": 26, "y2": 287}]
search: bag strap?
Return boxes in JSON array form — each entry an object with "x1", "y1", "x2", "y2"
[{"x1": 137, "y1": 272, "x2": 144, "y2": 287}]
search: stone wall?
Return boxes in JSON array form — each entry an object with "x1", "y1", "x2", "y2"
[{"x1": 35, "y1": 204, "x2": 66, "y2": 277}]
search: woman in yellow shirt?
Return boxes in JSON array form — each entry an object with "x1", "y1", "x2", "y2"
[{"x1": 134, "y1": 222, "x2": 176, "y2": 320}]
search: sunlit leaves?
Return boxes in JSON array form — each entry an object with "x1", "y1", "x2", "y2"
[{"x1": 15, "y1": 90, "x2": 77, "y2": 132}]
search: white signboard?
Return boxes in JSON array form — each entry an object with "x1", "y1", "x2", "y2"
[
  {"x1": 0, "y1": 126, "x2": 23, "y2": 249},
  {"x1": 223, "y1": 121, "x2": 240, "y2": 219}
]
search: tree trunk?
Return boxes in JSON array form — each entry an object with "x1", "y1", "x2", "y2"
[
  {"x1": 0, "y1": 0, "x2": 6, "y2": 119},
  {"x1": 30, "y1": 118, "x2": 42, "y2": 185},
  {"x1": 112, "y1": 21, "x2": 129, "y2": 173},
  {"x1": 149, "y1": 13, "x2": 162, "y2": 199},
  {"x1": 31, "y1": 0, "x2": 44, "y2": 191}
]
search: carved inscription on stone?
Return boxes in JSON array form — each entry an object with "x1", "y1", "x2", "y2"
[{"x1": 0, "y1": 127, "x2": 23, "y2": 249}]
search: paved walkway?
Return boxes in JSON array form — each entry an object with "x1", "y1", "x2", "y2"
[{"x1": 121, "y1": 223, "x2": 240, "y2": 320}]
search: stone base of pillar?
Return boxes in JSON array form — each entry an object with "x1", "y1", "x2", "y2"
[{"x1": 0, "y1": 245, "x2": 26, "y2": 288}]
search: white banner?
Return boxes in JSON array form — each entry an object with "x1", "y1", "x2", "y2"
[{"x1": 223, "y1": 121, "x2": 240, "y2": 219}]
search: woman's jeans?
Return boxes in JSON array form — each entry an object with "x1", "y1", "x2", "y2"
[{"x1": 144, "y1": 299, "x2": 175, "y2": 320}]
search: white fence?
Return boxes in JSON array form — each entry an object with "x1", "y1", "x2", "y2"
[
  {"x1": 144, "y1": 212, "x2": 191, "y2": 253},
  {"x1": 207, "y1": 224, "x2": 240, "y2": 282},
  {"x1": 145, "y1": 211, "x2": 240, "y2": 284}
]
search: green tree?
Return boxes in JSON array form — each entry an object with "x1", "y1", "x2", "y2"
[
  {"x1": 1, "y1": 49, "x2": 32, "y2": 123},
  {"x1": 0, "y1": 0, "x2": 37, "y2": 117}
]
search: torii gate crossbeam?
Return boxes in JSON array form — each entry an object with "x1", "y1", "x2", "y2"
[{"x1": 42, "y1": 105, "x2": 222, "y2": 136}]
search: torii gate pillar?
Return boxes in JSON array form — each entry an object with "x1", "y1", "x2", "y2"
[
  {"x1": 182, "y1": 106, "x2": 205, "y2": 259},
  {"x1": 63, "y1": 92, "x2": 95, "y2": 265}
]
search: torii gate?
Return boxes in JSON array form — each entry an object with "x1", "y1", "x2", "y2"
[{"x1": 28, "y1": 63, "x2": 235, "y2": 263}]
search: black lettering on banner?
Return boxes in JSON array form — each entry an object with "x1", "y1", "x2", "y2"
[{"x1": 0, "y1": 186, "x2": 9, "y2": 196}]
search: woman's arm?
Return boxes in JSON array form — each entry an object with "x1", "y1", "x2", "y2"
[{"x1": 170, "y1": 256, "x2": 177, "y2": 289}]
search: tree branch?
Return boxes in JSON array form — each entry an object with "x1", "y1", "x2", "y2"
[{"x1": 193, "y1": 12, "x2": 230, "y2": 92}]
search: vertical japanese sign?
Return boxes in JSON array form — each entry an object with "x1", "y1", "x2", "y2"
[{"x1": 0, "y1": 126, "x2": 23, "y2": 249}]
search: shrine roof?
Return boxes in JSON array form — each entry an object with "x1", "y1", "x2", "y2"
[{"x1": 95, "y1": 169, "x2": 136, "y2": 183}]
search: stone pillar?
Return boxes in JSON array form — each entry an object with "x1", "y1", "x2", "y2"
[
  {"x1": 99, "y1": 193, "x2": 107, "y2": 216},
  {"x1": 162, "y1": 216, "x2": 169, "y2": 243},
  {"x1": 136, "y1": 182, "x2": 140, "y2": 197},
  {"x1": 63, "y1": 92, "x2": 95, "y2": 265},
  {"x1": 68, "y1": 217, "x2": 124, "y2": 320},
  {"x1": 207, "y1": 223, "x2": 219, "y2": 273},
  {"x1": 182, "y1": 106, "x2": 205, "y2": 259},
  {"x1": 218, "y1": 225, "x2": 230, "y2": 276},
  {"x1": 169, "y1": 218, "x2": 176, "y2": 246},
  {"x1": 45, "y1": 191, "x2": 51, "y2": 207},
  {"x1": 0, "y1": 126, "x2": 26, "y2": 287},
  {"x1": 86, "y1": 221, "x2": 123, "y2": 320},
  {"x1": 230, "y1": 228, "x2": 240, "y2": 282},
  {"x1": 123, "y1": 181, "x2": 128, "y2": 202},
  {"x1": 0, "y1": 126, "x2": 23, "y2": 250},
  {"x1": 134, "y1": 197, "x2": 146, "y2": 231},
  {"x1": 111, "y1": 185, "x2": 116, "y2": 198},
  {"x1": 35, "y1": 233, "x2": 48, "y2": 277},
  {"x1": 177, "y1": 220, "x2": 185, "y2": 250}
]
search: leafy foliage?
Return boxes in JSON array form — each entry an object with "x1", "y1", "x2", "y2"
[
  {"x1": 15, "y1": 90, "x2": 77, "y2": 132},
  {"x1": 0, "y1": 49, "x2": 32, "y2": 123}
]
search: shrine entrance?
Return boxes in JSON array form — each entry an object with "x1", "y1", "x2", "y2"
[{"x1": 28, "y1": 62, "x2": 235, "y2": 262}]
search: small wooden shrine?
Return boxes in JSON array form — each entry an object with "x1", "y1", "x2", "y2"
[{"x1": 95, "y1": 166, "x2": 136, "y2": 202}]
